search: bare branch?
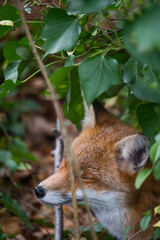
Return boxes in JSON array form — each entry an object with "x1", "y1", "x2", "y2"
[
  {"x1": 51, "y1": 120, "x2": 64, "y2": 240},
  {"x1": 14, "y1": 1, "x2": 80, "y2": 239},
  {"x1": 128, "y1": 224, "x2": 154, "y2": 240}
]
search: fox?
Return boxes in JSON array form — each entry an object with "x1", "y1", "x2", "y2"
[{"x1": 35, "y1": 100, "x2": 160, "y2": 240}]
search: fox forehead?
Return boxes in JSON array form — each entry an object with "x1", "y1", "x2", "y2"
[
  {"x1": 72, "y1": 112, "x2": 137, "y2": 153},
  {"x1": 71, "y1": 127, "x2": 115, "y2": 174},
  {"x1": 71, "y1": 112, "x2": 136, "y2": 168}
]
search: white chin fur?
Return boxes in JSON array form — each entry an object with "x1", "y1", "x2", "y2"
[
  {"x1": 75, "y1": 189, "x2": 126, "y2": 240},
  {"x1": 39, "y1": 191, "x2": 72, "y2": 206},
  {"x1": 39, "y1": 188, "x2": 126, "y2": 239}
]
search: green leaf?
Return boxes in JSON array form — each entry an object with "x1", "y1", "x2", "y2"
[
  {"x1": 124, "y1": 4, "x2": 160, "y2": 72},
  {"x1": 3, "y1": 40, "x2": 33, "y2": 82},
  {"x1": 150, "y1": 142, "x2": 160, "y2": 164},
  {"x1": 42, "y1": 8, "x2": 81, "y2": 55},
  {"x1": 152, "y1": 228, "x2": 160, "y2": 239},
  {"x1": 0, "y1": 228, "x2": 6, "y2": 240},
  {"x1": 123, "y1": 57, "x2": 138, "y2": 84},
  {"x1": 154, "y1": 206, "x2": 160, "y2": 215},
  {"x1": 3, "y1": 42, "x2": 22, "y2": 63},
  {"x1": 154, "y1": 160, "x2": 160, "y2": 180},
  {"x1": 32, "y1": 219, "x2": 54, "y2": 227},
  {"x1": 137, "y1": 103, "x2": 160, "y2": 138},
  {"x1": 124, "y1": 227, "x2": 131, "y2": 235},
  {"x1": 13, "y1": 138, "x2": 28, "y2": 152},
  {"x1": 132, "y1": 67, "x2": 160, "y2": 103},
  {"x1": 128, "y1": 93, "x2": 142, "y2": 113},
  {"x1": 16, "y1": 46, "x2": 33, "y2": 62},
  {"x1": 0, "y1": 5, "x2": 20, "y2": 39},
  {"x1": 63, "y1": 67, "x2": 84, "y2": 129},
  {"x1": 140, "y1": 213, "x2": 152, "y2": 231},
  {"x1": 79, "y1": 55, "x2": 122, "y2": 106},
  {"x1": 80, "y1": 222, "x2": 105, "y2": 233},
  {"x1": 4, "y1": 61, "x2": 21, "y2": 83},
  {"x1": 0, "y1": 80, "x2": 25, "y2": 100},
  {"x1": 135, "y1": 168, "x2": 152, "y2": 189},
  {"x1": 8, "y1": 138, "x2": 39, "y2": 163},
  {"x1": 1, "y1": 192, "x2": 34, "y2": 229},
  {"x1": 16, "y1": 162, "x2": 31, "y2": 171},
  {"x1": 11, "y1": 149, "x2": 38, "y2": 163},
  {"x1": 0, "y1": 150, "x2": 17, "y2": 171},
  {"x1": 66, "y1": 0, "x2": 111, "y2": 14},
  {"x1": 50, "y1": 66, "x2": 73, "y2": 98},
  {"x1": 105, "y1": 83, "x2": 124, "y2": 98},
  {"x1": 155, "y1": 133, "x2": 160, "y2": 144},
  {"x1": 3, "y1": 40, "x2": 31, "y2": 63}
]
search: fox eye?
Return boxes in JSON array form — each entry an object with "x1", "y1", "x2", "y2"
[
  {"x1": 74, "y1": 174, "x2": 93, "y2": 180},
  {"x1": 81, "y1": 176, "x2": 97, "y2": 181},
  {"x1": 82, "y1": 176, "x2": 91, "y2": 180}
]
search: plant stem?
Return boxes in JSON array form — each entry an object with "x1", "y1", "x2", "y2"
[
  {"x1": 128, "y1": 223, "x2": 154, "y2": 240},
  {"x1": 26, "y1": 20, "x2": 45, "y2": 23},
  {"x1": 21, "y1": 60, "x2": 63, "y2": 83},
  {"x1": 15, "y1": 1, "x2": 80, "y2": 239}
]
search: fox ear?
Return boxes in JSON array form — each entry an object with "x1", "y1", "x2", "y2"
[
  {"x1": 82, "y1": 100, "x2": 107, "y2": 129},
  {"x1": 82, "y1": 102, "x2": 95, "y2": 129},
  {"x1": 116, "y1": 134, "x2": 149, "y2": 173}
]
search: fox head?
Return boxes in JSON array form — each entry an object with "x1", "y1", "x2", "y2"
[{"x1": 35, "y1": 101, "x2": 150, "y2": 239}]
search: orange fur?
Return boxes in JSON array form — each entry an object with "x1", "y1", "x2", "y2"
[{"x1": 37, "y1": 108, "x2": 160, "y2": 239}]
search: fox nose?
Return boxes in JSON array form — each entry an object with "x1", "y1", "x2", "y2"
[{"x1": 35, "y1": 186, "x2": 46, "y2": 198}]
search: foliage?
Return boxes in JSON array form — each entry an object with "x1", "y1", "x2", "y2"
[
  {"x1": 1, "y1": 192, "x2": 34, "y2": 229},
  {"x1": 1, "y1": 0, "x2": 160, "y2": 239},
  {"x1": 140, "y1": 210, "x2": 152, "y2": 232}
]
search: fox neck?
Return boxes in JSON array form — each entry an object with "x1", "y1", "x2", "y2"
[
  {"x1": 90, "y1": 178, "x2": 160, "y2": 240},
  {"x1": 76, "y1": 190, "x2": 127, "y2": 239},
  {"x1": 92, "y1": 204, "x2": 126, "y2": 240}
]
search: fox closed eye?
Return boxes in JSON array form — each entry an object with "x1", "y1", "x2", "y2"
[{"x1": 81, "y1": 176, "x2": 97, "y2": 181}]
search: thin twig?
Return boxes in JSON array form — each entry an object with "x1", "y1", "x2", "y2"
[
  {"x1": 21, "y1": 60, "x2": 63, "y2": 84},
  {"x1": 97, "y1": 229, "x2": 108, "y2": 240},
  {"x1": 29, "y1": 5, "x2": 45, "y2": 17},
  {"x1": 14, "y1": 17, "x2": 43, "y2": 24},
  {"x1": 87, "y1": 22, "x2": 122, "y2": 31},
  {"x1": 29, "y1": 2, "x2": 58, "y2": 8},
  {"x1": 87, "y1": 22, "x2": 116, "y2": 45},
  {"x1": 80, "y1": 219, "x2": 97, "y2": 233},
  {"x1": 15, "y1": 1, "x2": 80, "y2": 239},
  {"x1": 22, "y1": 201, "x2": 53, "y2": 219},
  {"x1": 72, "y1": 154, "x2": 97, "y2": 240},
  {"x1": 0, "y1": 122, "x2": 11, "y2": 141},
  {"x1": 128, "y1": 224, "x2": 154, "y2": 240}
]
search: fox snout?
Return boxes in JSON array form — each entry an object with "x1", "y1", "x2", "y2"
[{"x1": 34, "y1": 164, "x2": 72, "y2": 206}]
